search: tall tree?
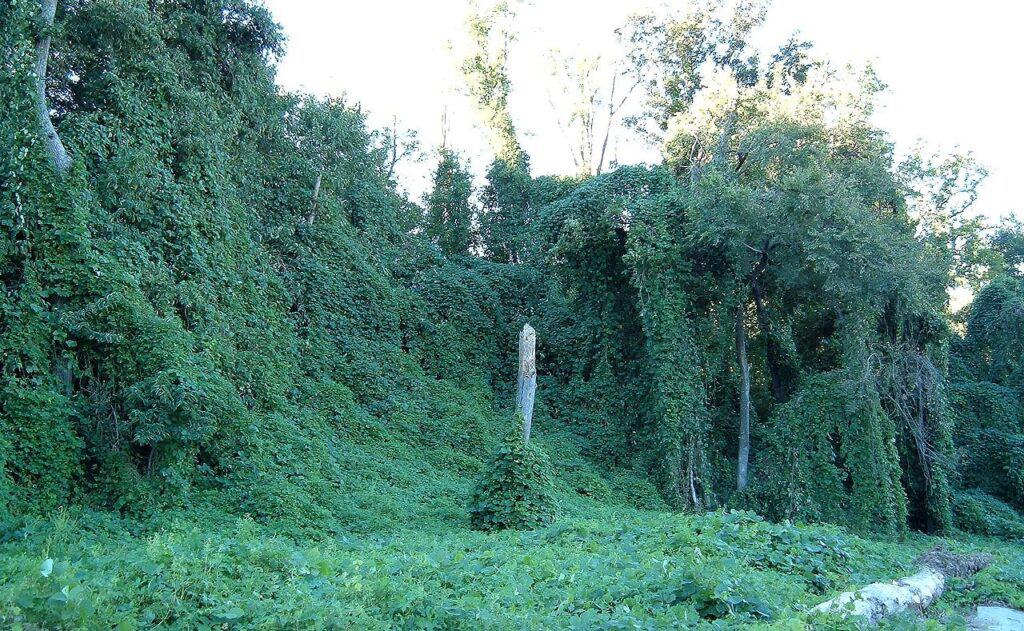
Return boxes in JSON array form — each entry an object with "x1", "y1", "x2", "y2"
[
  {"x1": 461, "y1": 0, "x2": 527, "y2": 168},
  {"x1": 900, "y1": 149, "x2": 990, "y2": 293},
  {"x1": 619, "y1": 0, "x2": 769, "y2": 143},
  {"x1": 461, "y1": 1, "x2": 533, "y2": 263},
  {"x1": 545, "y1": 51, "x2": 639, "y2": 176},
  {"x1": 424, "y1": 148, "x2": 475, "y2": 256}
]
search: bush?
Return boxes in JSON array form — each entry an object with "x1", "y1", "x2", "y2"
[
  {"x1": 949, "y1": 381, "x2": 1024, "y2": 510},
  {"x1": 469, "y1": 432, "x2": 555, "y2": 531},
  {"x1": 0, "y1": 383, "x2": 82, "y2": 515},
  {"x1": 953, "y1": 489, "x2": 1024, "y2": 539},
  {"x1": 751, "y1": 371, "x2": 908, "y2": 535}
]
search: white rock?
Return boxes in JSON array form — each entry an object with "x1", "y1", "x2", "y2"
[{"x1": 970, "y1": 606, "x2": 1024, "y2": 630}]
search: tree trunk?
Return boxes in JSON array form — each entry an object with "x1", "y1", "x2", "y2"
[
  {"x1": 751, "y1": 277, "x2": 787, "y2": 403},
  {"x1": 735, "y1": 302, "x2": 751, "y2": 492},
  {"x1": 517, "y1": 324, "x2": 537, "y2": 443},
  {"x1": 687, "y1": 438, "x2": 702, "y2": 509},
  {"x1": 812, "y1": 568, "x2": 945, "y2": 623},
  {"x1": 35, "y1": 0, "x2": 71, "y2": 173},
  {"x1": 35, "y1": 0, "x2": 74, "y2": 394}
]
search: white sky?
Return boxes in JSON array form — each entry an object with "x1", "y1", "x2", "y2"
[{"x1": 263, "y1": 0, "x2": 1022, "y2": 220}]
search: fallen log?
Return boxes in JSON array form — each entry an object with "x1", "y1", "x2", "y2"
[{"x1": 810, "y1": 567, "x2": 945, "y2": 624}]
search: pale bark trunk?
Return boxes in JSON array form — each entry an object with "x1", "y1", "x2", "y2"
[
  {"x1": 37, "y1": 0, "x2": 74, "y2": 394},
  {"x1": 687, "y1": 439, "x2": 701, "y2": 508},
  {"x1": 517, "y1": 324, "x2": 537, "y2": 443},
  {"x1": 35, "y1": 0, "x2": 71, "y2": 173},
  {"x1": 812, "y1": 568, "x2": 945, "y2": 623},
  {"x1": 312, "y1": 171, "x2": 322, "y2": 208},
  {"x1": 735, "y1": 302, "x2": 751, "y2": 492},
  {"x1": 715, "y1": 110, "x2": 736, "y2": 166}
]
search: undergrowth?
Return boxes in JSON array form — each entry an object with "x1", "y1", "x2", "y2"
[{"x1": 0, "y1": 507, "x2": 952, "y2": 630}]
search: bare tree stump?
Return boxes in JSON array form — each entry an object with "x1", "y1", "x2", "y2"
[{"x1": 517, "y1": 324, "x2": 537, "y2": 443}]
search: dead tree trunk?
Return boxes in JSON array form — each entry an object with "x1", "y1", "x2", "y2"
[
  {"x1": 811, "y1": 568, "x2": 945, "y2": 623},
  {"x1": 735, "y1": 302, "x2": 751, "y2": 492},
  {"x1": 517, "y1": 324, "x2": 537, "y2": 443},
  {"x1": 35, "y1": 0, "x2": 71, "y2": 173}
]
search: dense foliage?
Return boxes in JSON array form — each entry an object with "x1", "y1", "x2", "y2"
[
  {"x1": 0, "y1": 507, "x2": 985, "y2": 629},
  {"x1": 2, "y1": 0, "x2": 1023, "y2": 627},
  {"x1": 0, "y1": 0, "x2": 542, "y2": 535},
  {"x1": 468, "y1": 430, "x2": 555, "y2": 531}
]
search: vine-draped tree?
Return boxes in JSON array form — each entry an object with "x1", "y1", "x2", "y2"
[
  {"x1": 520, "y1": 1, "x2": 965, "y2": 532},
  {"x1": 424, "y1": 148, "x2": 476, "y2": 257},
  {"x1": 461, "y1": 1, "x2": 535, "y2": 264}
]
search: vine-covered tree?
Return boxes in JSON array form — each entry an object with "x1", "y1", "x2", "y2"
[
  {"x1": 424, "y1": 148, "x2": 476, "y2": 257},
  {"x1": 461, "y1": 1, "x2": 534, "y2": 264}
]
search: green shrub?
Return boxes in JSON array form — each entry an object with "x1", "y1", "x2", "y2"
[
  {"x1": 0, "y1": 382, "x2": 82, "y2": 515},
  {"x1": 469, "y1": 431, "x2": 555, "y2": 531},
  {"x1": 949, "y1": 381, "x2": 1024, "y2": 510},
  {"x1": 953, "y1": 489, "x2": 1024, "y2": 539},
  {"x1": 752, "y1": 371, "x2": 908, "y2": 535}
]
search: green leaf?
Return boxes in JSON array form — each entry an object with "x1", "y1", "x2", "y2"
[{"x1": 215, "y1": 606, "x2": 245, "y2": 621}]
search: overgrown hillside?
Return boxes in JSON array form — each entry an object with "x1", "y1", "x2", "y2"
[
  {"x1": 2, "y1": 0, "x2": 1023, "y2": 628},
  {"x1": 0, "y1": 0, "x2": 653, "y2": 536}
]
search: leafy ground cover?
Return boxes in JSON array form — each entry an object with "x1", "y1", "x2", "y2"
[{"x1": 1, "y1": 506, "x2": 1019, "y2": 629}]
